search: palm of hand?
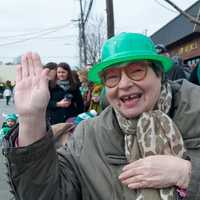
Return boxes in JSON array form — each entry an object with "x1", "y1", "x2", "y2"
[
  {"x1": 15, "y1": 53, "x2": 50, "y2": 117},
  {"x1": 15, "y1": 77, "x2": 49, "y2": 116}
]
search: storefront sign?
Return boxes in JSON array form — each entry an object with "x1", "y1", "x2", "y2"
[{"x1": 178, "y1": 41, "x2": 198, "y2": 55}]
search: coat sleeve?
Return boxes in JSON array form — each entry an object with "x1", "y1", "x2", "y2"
[
  {"x1": 172, "y1": 80, "x2": 200, "y2": 200},
  {"x1": 72, "y1": 87, "x2": 84, "y2": 114},
  {"x1": 47, "y1": 99, "x2": 57, "y2": 109},
  {"x1": 2, "y1": 128, "x2": 82, "y2": 200},
  {"x1": 47, "y1": 89, "x2": 58, "y2": 109},
  {"x1": 185, "y1": 148, "x2": 200, "y2": 200}
]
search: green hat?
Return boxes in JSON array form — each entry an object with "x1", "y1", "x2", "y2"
[
  {"x1": 88, "y1": 32, "x2": 173, "y2": 83},
  {"x1": 6, "y1": 113, "x2": 17, "y2": 122}
]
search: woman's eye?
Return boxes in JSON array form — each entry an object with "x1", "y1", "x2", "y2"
[{"x1": 106, "y1": 74, "x2": 119, "y2": 80}]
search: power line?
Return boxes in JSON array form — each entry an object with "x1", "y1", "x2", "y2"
[
  {"x1": 0, "y1": 23, "x2": 73, "y2": 47},
  {"x1": 39, "y1": 35, "x2": 76, "y2": 39},
  {"x1": 0, "y1": 55, "x2": 77, "y2": 60},
  {"x1": 154, "y1": 0, "x2": 178, "y2": 14},
  {"x1": 0, "y1": 23, "x2": 74, "y2": 39}
]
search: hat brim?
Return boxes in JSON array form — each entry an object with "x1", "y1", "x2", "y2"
[{"x1": 88, "y1": 53, "x2": 173, "y2": 83}]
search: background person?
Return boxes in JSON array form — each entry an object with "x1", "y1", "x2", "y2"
[
  {"x1": 47, "y1": 62, "x2": 84, "y2": 125},
  {"x1": 43, "y1": 62, "x2": 58, "y2": 123},
  {"x1": 88, "y1": 84, "x2": 103, "y2": 113},
  {"x1": 43, "y1": 62, "x2": 58, "y2": 88},
  {"x1": 77, "y1": 68, "x2": 92, "y2": 111},
  {"x1": 2, "y1": 34, "x2": 200, "y2": 200},
  {"x1": 155, "y1": 44, "x2": 187, "y2": 81},
  {"x1": 3, "y1": 81, "x2": 12, "y2": 106},
  {"x1": 189, "y1": 63, "x2": 200, "y2": 85},
  {"x1": 0, "y1": 113, "x2": 17, "y2": 143}
]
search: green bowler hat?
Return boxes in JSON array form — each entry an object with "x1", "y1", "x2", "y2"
[{"x1": 88, "y1": 32, "x2": 173, "y2": 83}]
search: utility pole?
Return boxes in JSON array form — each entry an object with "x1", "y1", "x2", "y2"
[
  {"x1": 106, "y1": 0, "x2": 115, "y2": 39},
  {"x1": 78, "y1": 20, "x2": 83, "y2": 67},
  {"x1": 79, "y1": 0, "x2": 87, "y2": 66},
  {"x1": 71, "y1": 19, "x2": 82, "y2": 67}
]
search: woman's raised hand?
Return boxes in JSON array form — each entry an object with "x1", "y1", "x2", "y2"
[
  {"x1": 15, "y1": 52, "x2": 50, "y2": 146},
  {"x1": 15, "y1": 52, "x2": 50, "y2": 117}
]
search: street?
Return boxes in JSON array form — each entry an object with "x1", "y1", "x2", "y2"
[{"x1": 0, "y1": 98, "x2": 16, "y2": 199}]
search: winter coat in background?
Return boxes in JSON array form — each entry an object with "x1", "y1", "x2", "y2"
[
  {"x1": 189, "y1": 63, "x2": 200, "y2": 85},
  {"x1": 47, "y1": 84, "x2": 84, "y2": 125},
  {"x1": 3, "y1": 88, "x2": 12, "y2": 97}
]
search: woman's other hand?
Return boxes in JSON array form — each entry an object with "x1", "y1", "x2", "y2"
[
  {"x1": 57, "y1": 99, "x2": 71, "y2": 108},
  {"x1": 119, "y1": 155, "x2": 191, "y2": 189},
  {"x1": 15, "y1": 52, "x2": 50, "y2": 146}
]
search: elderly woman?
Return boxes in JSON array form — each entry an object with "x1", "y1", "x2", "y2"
[{"x1": 2, "y1": 33, "x2": 200, "y2": 200}]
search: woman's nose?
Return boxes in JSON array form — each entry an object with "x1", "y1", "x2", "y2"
[{"x1": 118, "y1": 70, "x2": 134, "y2": 89}]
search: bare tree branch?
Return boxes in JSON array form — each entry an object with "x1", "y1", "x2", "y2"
[
  {"x1": 162, "y1": 0, "x2": 200, "y2": 25},
  {"x1": 85, "y1": 16, "x2": 106, "y2": 65}
]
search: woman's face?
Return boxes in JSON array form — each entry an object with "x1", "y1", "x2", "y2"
[
  {"x1": 78, "y1": 73, "x2": 88, "y2": 83},
  {"x1": 105, "y1": 62, "x2": 162, "y2": 119},
  {"x1": 57, "y1": 67, "x2": 69, "y2": 80}
]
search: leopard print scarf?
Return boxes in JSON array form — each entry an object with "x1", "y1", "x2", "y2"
[{"x1": 115, "y1": 82, "x2": 186, "y2": 200}]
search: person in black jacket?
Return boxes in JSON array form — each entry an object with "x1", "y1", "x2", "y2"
[
  {"x1": 47, "y1": 62, "x2": 84, "y2": 125},
  {"x1": 189, "y1": 63, "x2": 200, "y2": 85},
  {"x1": 155, "y1": 44, "x2": 187, "y2": 81},
  {"x1": 43, "y1": 62, "x2": 57, "y2": 123}
]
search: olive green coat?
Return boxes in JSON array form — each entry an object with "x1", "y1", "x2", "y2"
[{"x1": 3, "y1": 80, "x2": 200, "y2": 200}]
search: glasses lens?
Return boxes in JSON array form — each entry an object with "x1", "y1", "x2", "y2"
[
  {"x1": 125, "y1": 62, "x2": 147, "y2": 81},
  {"x1": 100, "y1": 61, "x2": 148, "y2": 88},
  {"x1": 101, "y1": 68, "x2": 121, "y2": 88}
]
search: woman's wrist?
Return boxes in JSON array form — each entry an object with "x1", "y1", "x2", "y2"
[
  {"x1": 18, "y1": 114, "x2": 47, "y2": 146},
  {"x1": 176, "y1": 159, "x2": 191, "y2": 189}
]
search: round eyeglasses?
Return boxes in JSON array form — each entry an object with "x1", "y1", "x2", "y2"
[{"x1": 100, "y1": 61, "x2": 149, "y2": 88}]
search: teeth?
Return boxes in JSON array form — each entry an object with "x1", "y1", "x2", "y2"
[
  {"x1": 124, "y1": 96, "x2": 130, "y2": 100},
  {"x1": 130, "y1": 95, "x2": 137, "y2": 98},
  {"x1": 121, "y1": 94, "x2": 140, "y2": 101}
]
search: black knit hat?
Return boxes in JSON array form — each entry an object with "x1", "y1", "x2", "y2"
[{"x1": 155, "y1": 44, "x2": 168, "y2": 54}]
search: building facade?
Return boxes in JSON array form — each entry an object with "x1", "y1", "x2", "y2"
[
  {"x1": 151, "y1": 0, "x2": 200, "y2": 67},
  {"x1": 0, "y1": 65, "x2": 16, "y2": 83}
]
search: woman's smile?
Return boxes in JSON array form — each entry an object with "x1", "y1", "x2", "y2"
[{"x1": 119, "y1": 93, "x2": 142, "y2": 108}]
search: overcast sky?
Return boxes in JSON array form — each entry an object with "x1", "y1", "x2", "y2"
[{"x1": 0, "y1": 0, "x2": 198, "y2": 67}]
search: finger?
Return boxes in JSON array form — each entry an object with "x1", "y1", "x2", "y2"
[
  {"x1": 120, "y1": 174, "x2": 145, "y2": 185},
  {"x1": 27, "y1": 52, "x2": 35, "y2": 76},
  {"x1": 21, "y1": 54, "x2": 29, "y2": 78},
  {"x1": 128, "y1": 176, "x2": 161, "y2": 189},
  {"x1": 119, "y1": 167, "x2": 142, "y2": 180},
  {"x1": 32, "y1": 52, "x2": 43, "y2": 75},
  {"x1": 122, "y1": 159, "x2": 144, "y2": 171},
  {"x1": 123, "y1": 174, "x2": 166, "y2": 189},
  {"x1": 16, "y1": 64, "x2": 22, "y2": 83},
  {"x1": 128, "y1": 181, "x2": 148, "y2": 189}
]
